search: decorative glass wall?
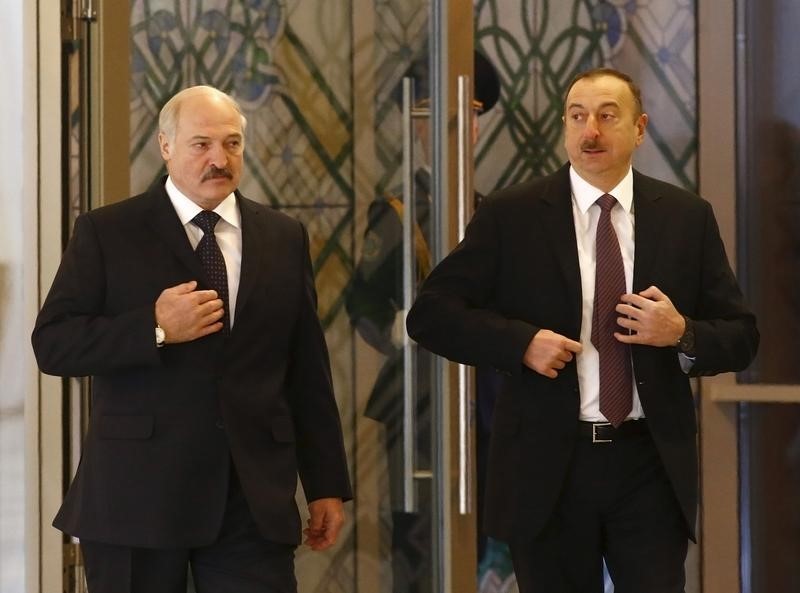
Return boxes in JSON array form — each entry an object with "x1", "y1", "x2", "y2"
[{"x1": 474, "y1": 0, "x2": 697, "y2": 195}]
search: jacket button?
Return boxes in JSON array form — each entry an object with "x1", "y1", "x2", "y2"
[{"x1": 215, "y1": 420, "x2": 225, "y2": 429}]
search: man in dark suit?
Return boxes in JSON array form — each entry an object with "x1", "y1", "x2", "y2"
[
  {"x1": 32, "y1": 85, "x2": 352, "y2": 593},
  {"x1": 407, "y1": 68, "x2": 759, "y2": 593}
]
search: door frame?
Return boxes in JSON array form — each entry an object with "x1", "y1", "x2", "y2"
[
  {"x1": 35, "y1": 1, "x2": 130, "y2": 591},
  {"x1": 35, "y1": 0, "x2": 66, "y2": 590},
  {"x1": 694, "y1": 1, "x2": 786, "y2": 592},
  {"x1": 696, "y1": 0, "x2": 738, "y2": 585},
  {"x1": 435, "y1": 1, "x2": 478, "y2": 590}
]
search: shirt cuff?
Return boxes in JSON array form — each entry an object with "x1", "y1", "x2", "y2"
[{"x1": 678, "y1": 352, "x2": 696, "y2": 374}]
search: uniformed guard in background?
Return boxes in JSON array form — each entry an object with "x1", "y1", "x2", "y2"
[{"x1": 346, "y1": 50, "x2": 501, "y2": 593}]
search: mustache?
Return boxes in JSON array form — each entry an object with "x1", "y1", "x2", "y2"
[
  {"x1": 202, "y1": 166, "x2": 233, "y2": 181},
  {"x1": 581, "y1": 140, "x2": 602, "y2": 151}
]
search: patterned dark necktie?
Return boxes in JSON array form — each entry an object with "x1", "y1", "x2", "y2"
[
  {"x1": 191, "y1": 211, "x2": 230, "y2": 334},
  {"x1": 591, "y1": 194, "x2": 632, "y2": 427}
]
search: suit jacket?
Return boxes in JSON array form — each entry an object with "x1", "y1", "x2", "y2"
[
  {"x1": 406, "y1": 163, "x2": 758, "y2": 542},
  {"x1": 32, "y1": 178, "x2": 352, "y2": 549}
]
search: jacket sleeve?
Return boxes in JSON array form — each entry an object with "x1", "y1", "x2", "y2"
[
  {"x1": 31, "y1": 212, "x2": 160, "y2": 377},
  {"x1": 687, "y1": 200, "x2": 759, "y2": 375},
  {"x1": 288, "y1": 223, "x2": 353, "y2": 502},
  {"x1": 406, "y1": 199, "x2": 538, "y2": 375}
]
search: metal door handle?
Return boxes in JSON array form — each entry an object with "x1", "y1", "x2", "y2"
[
  {"x1": 456, "y1": 75, "x2": 474, "y2": 515},
  {"x1": 401, "y1": 76, "x2": 418, "y2": 513}
]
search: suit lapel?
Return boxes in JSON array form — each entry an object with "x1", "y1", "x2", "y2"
[
  {"x1": 631, "y1": 171, "x2": 666, "y2": 292},
  {"x1": 145, "y1": 179, "x2": 206, "y2": 281},
  {"x1": 234, "y1": 195, "x2": 267, "y2": 328},
  {"x1": 539, "y1": 165, "x2": 583, "y2": 334}
]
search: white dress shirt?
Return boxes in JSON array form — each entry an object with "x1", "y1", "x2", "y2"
[
  {"x1": 165, "y1": 177, "x2": 243, "y2": 327},
  {"x1": 570, "y1": 166, "x2": 644, "y2": 422}
]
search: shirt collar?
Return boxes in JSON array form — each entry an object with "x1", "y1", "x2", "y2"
[
  {"x1": 165, "y1": 176, "x2": 241, "y2": 229},
  {"x1": 569, "y1": 166, "x2": 634, "y2": 214}
]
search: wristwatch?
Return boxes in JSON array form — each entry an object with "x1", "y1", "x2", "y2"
[
  {"x1": 676, "y1": 315, "x2": 695, "y2": 355},
  {"x1": 155, "y1": 325, "x2": 166, "y2": 348}
]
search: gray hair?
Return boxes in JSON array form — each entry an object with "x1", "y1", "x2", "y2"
[{"x1": 158, "y1": 86, "x2": 248, "y2": 142}]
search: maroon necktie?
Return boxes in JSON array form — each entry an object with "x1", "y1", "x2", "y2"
[
  {"x1": 191, "y1": 211, "x2": 230, "y2": 335},
  {"x1": 591, "y1": 194, "x2": 632, "y2": 427}
]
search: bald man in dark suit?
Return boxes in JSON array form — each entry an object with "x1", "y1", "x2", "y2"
[{"x1": 32, "y1": 85, "x2": 351, "y2": 593}]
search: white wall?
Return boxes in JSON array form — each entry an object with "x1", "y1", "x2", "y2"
[
  {"x1": 1, "y1": 0, "x2": 42, "y2": 591},
  {"x1": 0, "y1": 0, "x2": 28, "y2": 590}
]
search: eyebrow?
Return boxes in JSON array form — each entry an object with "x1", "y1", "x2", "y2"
[
  {"x1": 187, "y1": 133, "x2": 243, "y2": 142},
  {"x1": 566, "y1": 100, "x2": 621, "y2": 111}
]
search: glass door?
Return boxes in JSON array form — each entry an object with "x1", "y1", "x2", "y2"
[
  {"x1": 696, "y1": 1, "x2": 800, "y2": 591},
  {"x1": 60, "y1": 1, "x2": 479, "y2": 592},
  {"x1": 337, "y1": 2, "x2": 479, "y2": 592},
  {"x1": 731, "y1": 1, "x2": 800, "y2": 592}
]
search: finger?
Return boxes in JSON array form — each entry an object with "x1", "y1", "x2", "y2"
[
  {"x1": 160, "y1": 280, "x2": 196, "y2": 298},
  {"x1": 302, "y1": 528, "x2": 324, "y2": 548},
  {"x1": 168, "y1": 280, "x2": 198, "y2": 295},
  {"x1": 616, "y1": 303, "x2": 642, "y2": 318},
  {"x1": 303, "y1": 521, "x2": 325, "y2": 535},
  {"x1": 638, "y1": 285, "x2": 665, "y2": 300},
  {"x1": 319, "y1": 529, "x2": 339, "y2": 550},
  {"x1": 193, "y1": 289, "x2": 220, "y2": 304},
  {"x1": 196, "y1": 321, "x2": 224, "y2": 337},
  {"x1": 539, "y1": 367, "x2": 558, "y2": 379},
  {"x1": 556, "y1": 349, "x2": 575, "y2": 363},
  {"x1": 614, "y1": 330, "x2": 646, "y2": 345},
  {"x1": 562, "y1": 338, "x2": 583, "y2": 353},
  {"x1": 198, "y1": 300, "x2": 225, "y2": 317},
  {"x1": 193, "y1": 301, "x2": 224, "y2": 323},
  {"x1": 309, "y1": 537, "x2": 331, "y2": 551},
  {"x1": 303, "y1": 520, "x2": 329, "y2": 550},
  {"x1": 615, "y1": 316, "x2": 637, "y2": 331},
  {"x1": 614, "y1": 331, "x2": 637, "y2": 344},
  {"x1": 619, "y1": 293, "x2": 650, "y2": 309},
  {"x1": 195, "y1": 312, "x2": 224, "y2": 333},
  {"x1": 303, "y1": 525, "x2": 324, "y2": 539}
]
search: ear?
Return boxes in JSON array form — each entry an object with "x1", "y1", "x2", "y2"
[
  {"x1": 158, "y1": 132, "x2": 171, "y2": 161},
  {"x1": 634, "y1": 113, "x2": 648, "y2": 146}
]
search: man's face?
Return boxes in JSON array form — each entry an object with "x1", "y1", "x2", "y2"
[
  {"x1": 158, "y1": 92, "x2": 244, "y2": 209},
  {"x1": 563, "y1": 75, "x2": 648, "y2": 191}
]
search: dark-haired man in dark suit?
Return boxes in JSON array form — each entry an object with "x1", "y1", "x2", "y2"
[
  {"x1": 407, "y1": 68, "x2": 758, "y2": 593},
  {"x1": 32, "y1": 85, "x2": 352, "y2": 593}
]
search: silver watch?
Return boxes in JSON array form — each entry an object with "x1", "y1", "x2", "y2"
[{"x1": 155, "y1": 325, "x2": 166, "y2": 347}]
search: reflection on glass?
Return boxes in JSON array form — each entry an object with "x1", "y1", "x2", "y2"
[
  {"x1": 737, "y1": 1, "x2": 800, "y2": 592},
  {"x1": 346, "y1": 53, "x2": 436, "y2": 593},
  {"x1": 740, "y1": 404, "x2": 800, "y2": 593}
]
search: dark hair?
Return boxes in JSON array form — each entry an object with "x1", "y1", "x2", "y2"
[{"x1": 563, "y1": 68, "x2": 644, "y2": 117}]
